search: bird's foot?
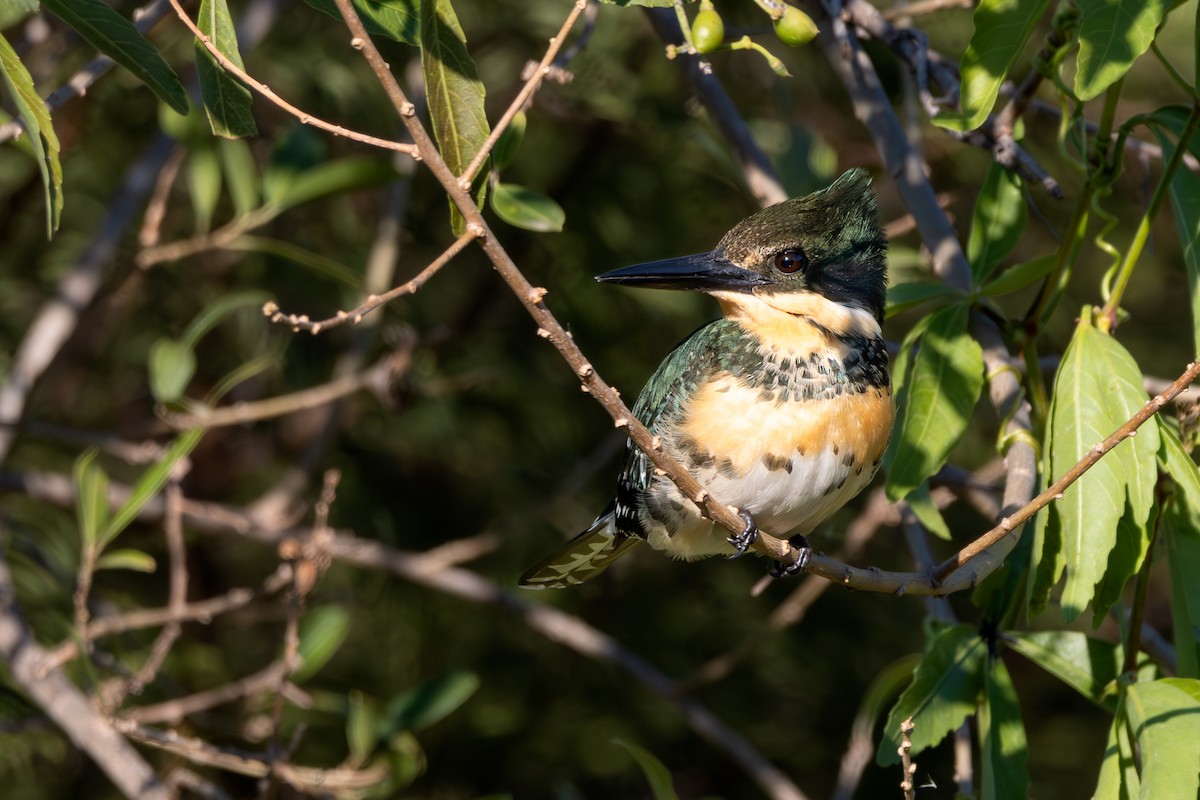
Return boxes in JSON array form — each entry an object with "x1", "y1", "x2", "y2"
[
  {"x1": 726, "y1": 510, "x2": 759, "y2": 559},
  {"x1": 769, "y1": 535, "x2": 812, "y2": 578}
]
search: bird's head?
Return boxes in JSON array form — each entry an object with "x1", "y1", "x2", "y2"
[{"x1": 598, "y1": 169, "x2": 887, "y2": 324}]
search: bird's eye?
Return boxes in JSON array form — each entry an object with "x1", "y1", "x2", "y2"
[{"x1": 773, "y1": 248, "x2": 808, "y2": 274}]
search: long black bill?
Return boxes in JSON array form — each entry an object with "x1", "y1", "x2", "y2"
[{"x1": 597, "y1": 251, "x2": 768, "y2": 291}]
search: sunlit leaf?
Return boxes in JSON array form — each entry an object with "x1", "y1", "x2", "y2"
[
  {"x1": 0, "y1": 33, "x2": 63, "y2": 236},
  {"x1": 148, "y1": 337, "x2": 197, "y2": 404},
  {"x1": 885, "y1": 302, "x2": 984, "y2": 500},
  {"x1": 906, "y1": 481, "x2": 952, "y2": 541},
  {"x1": 72, "y1": 449, "x2": 109, "y2": 550},
  {"x1": 877, "y1": 624, "x2": 985, "y2": 765},
  {"x1": 937, "y1": 0, "x2": 1052, "y2": 131},
  {"x1": 1125, "y1": 679, "x2": 1200, "y2": 800},
  {"x1": 421, "y1": 0, "x2": 489, "y2": 234},
  {"x1": 302, "y1": 0, "x2": 418, "y2": 44},
  {"x1": 95, "y1": 548, "x2": 157, "y2": 573},
  {"x1": 41, "y1": 0, "x2": 188, "y2": 114},
  {"x1": 979, "y1": 656, "x2": 1030, "y2": 800},
  {"x1": 968, "y1": 162, "x2": 1027, "y2": 284},
  {"x1": 1007, "y1": 631, "x2": 1124, "y2": 710},
  {"x1": 980, "y1": 253, "x2": 1056, "y2": 297},
  {"x1": 490, "y1": 183, "x2": 565, "y2": 232},
  {"x1": 196, "y1": 0, "x2": 257, "y2": 139},
  {"x1": 884, "y1": 282, "x2": 962, "y2": 317},
  {"x1": 99, "y1": 429, "x2": 204, "y2": 548},
  {"x1": 1075, "y1": 0, "x2": 1169, "y2": 100}
]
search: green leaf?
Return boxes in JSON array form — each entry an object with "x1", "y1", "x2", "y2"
[
  {"x1": 294, "y1": 606, "x2": 351, "y2": 682},
  {"x1": 262, "y1": 125, "x2": 326, "y2": 202},
  {"x1": 598, "y1": 0, "x2": 673, "y2": 5},
  {"x1": 346, "y1": 691, "x2": 378, "y2": 762},
  {"x1": 938, "y1": 0, "x2": 1052, "y2": 131},
  {"x1": 1125, "y1": 679, "x2": 1200, "y2": 800},
  {"x1": 884, "y1": 282, "x2": 962, "y2": 317},
  {"x1": 180, "y1": 290, "x2": 272, "y2": 350},
  {"x1": 1007, "y1": 631, "x2": 1124, "y2": 710},
  {"x1": 196, "y1": 0, "x2": 257, "y2": 139},
  {"x1": 0, "y1": 33, "x2": 63, "y2": 237},
  {"x1": 301, "y1": 0, "x2": 419, "y2": 44},
  {"x1": 979, "y1": 656, "x2": 1030, "y2": 800},
  {"x1": 0, "y1": 0, "x2": 39, "y2": 29},
  {"x1": 1154, "y1": 123, "x2": 1200, "y2": 360},
  {"x1": 906, "y1": 482, "x2": 952, "y2": 541},
  {"x1": 612, "y1": 739, "x2": 680, "y2": 800},
  {"x1": 380, "y1": 670, "x2": 480, "y2": 733},
  {"x1": 187, "y1": 144, "x2": 222, "y2": 234},
  {"x1": 1075, "y1": 0, "x2": 1169, "y2": 100},
  {"x1": 884, "y1": 303, "x2": 984, "y2": 501},
  {"x1": 267, "y1": 156, "x2": 398, "y2": 211},
  {"x1": 99, "y1": 429, "x2": 204, "y2": 548},
  {"x1": 1094, "y1": 702, "x2": 1140, "y2": 800},
  {"x1": 148, "y1": 337, "x2": 198, "y2": 404},
  {"x1": 968, "y1": 162, "x2": 1027, "y2": 284},
  {"x1": 1091, "y1": 504, "x2": 1153, "y2": 628},
  {"x1": 1041, "y1": 313, "x2": 1159, "y2": 622},
  {"x1": 877, "y1": 624, "x2": 986, "y2": 765},
  {"x1": 41, "y1": 0, "x2": 188, "y2": 114},
  {"x1": 219, "y1": 138, "x2": 259, "y2": 216},
  {"x1": 490, "y1": 183, "x2": 565, "y2": 232},
  {"x1": 421, "y1": 0, "x2": 489, "y2": 235},
  {"x1": 980, "y1": 253, "x2": 1057, "y2": 297},
  {"x1": 492, "y1": 110, "x2": 525, "y2": 172},
  {"x1": 72, "y1": 449, "x2": 109, "y2": 550},
  {"x1": 229, "y1": 237, "x2": 362, "y2": 288},
  {"x1": 94, "y1": 548, "x2": 157, "y2": 573},
  {"x1": 1160, "y1": 429, "x2": 1200, "y2": 678}
]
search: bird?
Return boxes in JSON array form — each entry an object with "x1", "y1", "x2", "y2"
[{"x1": 519, "y1": 169, "x2": 893, "y2": 589}]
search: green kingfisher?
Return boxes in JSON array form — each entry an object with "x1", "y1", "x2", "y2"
[{"x1": 520, "y1": 169, "x2": 892, "y2": 589}]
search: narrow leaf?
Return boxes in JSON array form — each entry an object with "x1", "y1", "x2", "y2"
[
  {"x1": 72, "y1": 449, "x2": 109, "y2": 549},
  {"x1": 939, "y1": 0, "x2": 1052, "y2": 131},
  {"x1": 1075, "y1": 0, "x2": 1169, "y2": 100},
  {"x1": 187, "y1": 144, "x2": 222, "y2": 233},
  {"x1": 294, "y1": 605, "x2": 351, "y2": 681},
  {"x1": 301, "y1": 0, "x2": 419, "y2": 44},
  {"x1": 906, "y1": 482, "x2": 952, "y2": 541},
  {"x1": 421, "y1": 0, "x2": 489, "y2": 234},
  {"x1": 877, "y1": 624, "x2": 986, "y2": 765},
  {"x1": 41, "y1": 0, "x2": 188, "y2": 114},
  {"x1": 94, "y1": 548, "x2": 157, "y2": 573},
  {"x1": 885, "y1": 303, "x2": 984, "y2": 501},
  {"x1": 180, "y1": 290, "x2": 272, "y2": 350},
  {"x1": 490, "y1": 183, "x2": 565, "y2": 232},
  {"x1": 380, "y1": 671, "x2": 480, "y2": 733},
  {"x1": 1160, "y1": 429, "x2": 1200, "y2": 678},
  {"x1": 1093, "y1": 702, "x2": 1140, "y2": 800},
  {"x1": 0, "y1": 34, "x2": 63, "y2": 236},
  {"x1": 612, "y1": 739, "x2": 680, "y2": 800},
  {"x1": 979, "y1": 656, "x2": 1030, "y2": 800},
  {"x1": 1125, "y1": 679, "x2": 1200, "y2": 800},
  {"x1": 885, "y1": 282, "x2": 962, "y2": 317},
  {"x1": 196, "y1": 0, "x2": 257, "y2": 139},
  {"x1": 968, "y1": 162, "x2": 1027, "y2": 283},
  {"x1": 99, "y1": 429, "x2": 204, "y2": 547},
  {"x1": 347, "y1": 691, "x2": 378, "y2": 762},
  {"x1": 1154, "y1": 122, "x2": 1200, "y2": 360},
  {"x1": 267, "y1": 156, "x2": 398, "y2": 212},
  {"x1": 219, "y1": 138, "x2": 259, "y2": 215},
  {"x1": 980, "y1": 253, "x2": 1057, "y2": 297},
  {"x1": 492, "y1": 110, "x2": 525, "y2": 172}
]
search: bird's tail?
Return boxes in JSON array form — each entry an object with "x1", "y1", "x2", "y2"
[{"x1": 518, "y1": 513, "x2": 642, "y2": 589}]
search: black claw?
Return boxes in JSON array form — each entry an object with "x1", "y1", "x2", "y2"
[
  {"x1": 768, "y1": 535, "x2": 812, "y2": 578},
  {"x1": 726, "y1": 510, "x2": 759, "y2": 559}
]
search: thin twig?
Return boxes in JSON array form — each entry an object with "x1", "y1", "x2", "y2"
[
  {"x1": 262, "y1": 226, "x2": 482, "y2": 333},
  {"x1": 458, "y1": 0, "x2": 590, "y2": 186},
  {"x1": 163, "y1": 0, "x2": 419, "y2": 158},
  {"x1": 898, "y1": 717, "x2": 917, "y2": 800}
]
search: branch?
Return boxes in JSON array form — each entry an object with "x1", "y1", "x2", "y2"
[
  {"x1": 0, "y1": 553, "x2": 169, "y2": 799},
  {"x1": 163, "y1": 0, "x2": 419, "y2": 158}
]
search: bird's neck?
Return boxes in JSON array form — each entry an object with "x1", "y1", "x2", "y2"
[{"x1": 709, "y1": 289, "x2": 882, "y2": 352}]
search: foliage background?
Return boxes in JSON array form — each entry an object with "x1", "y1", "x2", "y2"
[{"x1": 2, "y1": 0, "x2": 1200, "y2": 798}]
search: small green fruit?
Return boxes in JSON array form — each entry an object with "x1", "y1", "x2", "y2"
[
  {"x1": 773, "y1": 5, "x2": 818, "y2": 47},
  {"x1": 691, "y1": 9, "x2": 725, "y2": 54}
]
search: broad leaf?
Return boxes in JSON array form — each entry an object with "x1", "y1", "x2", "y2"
[
  {"x1": 421, "y1": 0, "x2": 489, "y2": 235},
  {"x1": 877, "y1": 624, "x2": 985, "y2": 765},
  {"x1": 1007, "y1": 631, "x2": 1123, "y2": 710},
  {"x1": 0, "y1": 34, "x2": 63, "y2": 236},
  {"x1": 1041, "y1": 312, "x2": 1159, "y2": 622},
  {"x1": 1075, "y1": 0, "x2": 1169, "y2": 100},
  {"x1": 490, "y1": 183, "x2": 565, "y2": 232},
  {"x1": 979, "y1": 656, "x2": 1030, "y2": 800},
  {"x1": 302, "y1": 0, "x2": 419, "y2": 45},
  {"x1": 980, "y1": 253, "x2": 1056, "y2": 297},
  {"x1": 219, "y1": 138, "x2": 259, "y2": 216},
  {"x1": 1125, "y1": 679, "x2": 1200, "y2": 800},
  {"x1": 885, "y1": 303, "x2": 984, "y2": 501},
  {"x1": 968, "y1": 162, "x2": 1027, "y2": 283},
  {"x1": 1160, "y1": 428, "x2": 1200, "y2": 677},
  {"x1": 612, "y1": 739, "x2": 680, "y2": 800},
  {"x1": 294, "y1": 606, "x2": 351, "y2": 681},
  {"x1": 196, "y1": 0, "x2": 257, "y2": 139},
  {"x1": 939, "y1": 0, "x2": 1052, "y2": 131},
  {"x1": 41, "y1": 0, "x2": 188, "y2": 114},
  {"x1": 1094, "y1": 701, "x2": 1140, "y2": 800}
]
